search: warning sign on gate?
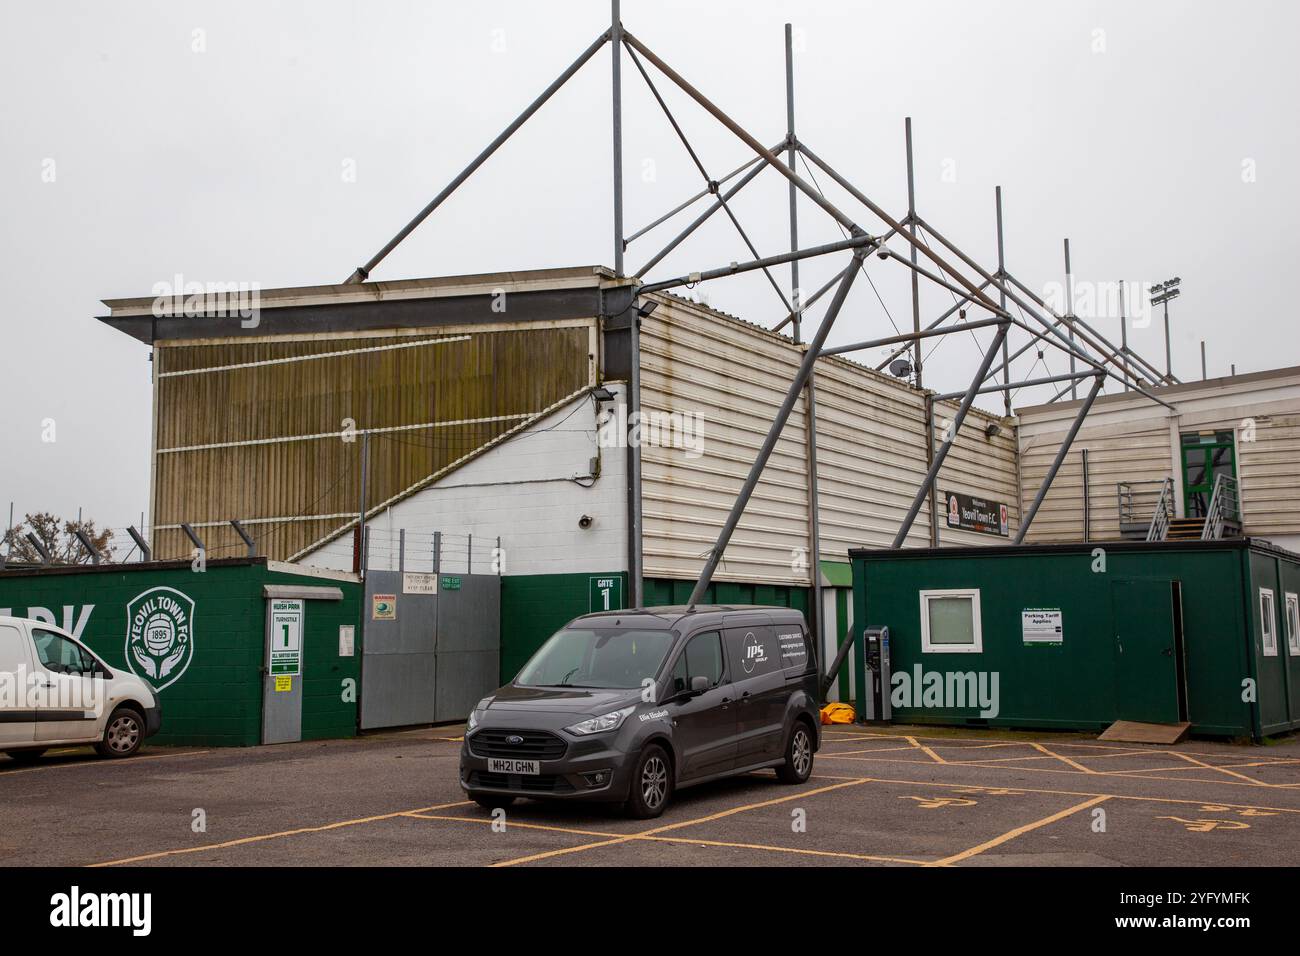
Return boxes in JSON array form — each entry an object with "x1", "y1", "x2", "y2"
[
  {"x1": 269, "y1": 599, "x2": 303, "y2": 675},
  {"x1": 372, "y1": 594, "x2": 397, "y2": 620}
]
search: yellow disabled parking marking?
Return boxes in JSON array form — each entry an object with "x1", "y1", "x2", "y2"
[
  {"x1": 932, "y1": 795, "x2": 1112, "y2": 866},
  {"x1": 1158, "y1": 816, "x2": 1251, "y2": 833}
]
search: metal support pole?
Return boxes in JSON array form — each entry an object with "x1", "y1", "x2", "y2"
[
  {"x1": 1201, "y1": 340, "x2": 1207, "y2": 380},
  {"x1": 1013, "y1": 373, "x2": 1105, "y2": 544},
  {"x1": 930, "y1": 370, "x2": 1095, "y2": 402},
  {"x1": 785, "y1": 22, "x2": 822, "y2": 652},
  {"x1": 639, "y1": 233, "x2": 877, "y2": 294},
  {"x1": 774, "y1": 262, "x2": 851, "y2": 334},
  {"x1": 344, "y1": 30, "x2": 610, "y2": 283},
  {"x1": 1119, "y1": 281, "x2": 1130, "y2": 392},
  {"x1": 433, "y1": 530, "x2": 442, "y2": 574},
  {"x1": 357, "y1": 430, "x2": 370, "y2": 577},
  {"x1": 126, "y1": 526, "x2": 152, "y2": 563},
  {"x1": 25, "y1": 533, "x2": 51, "y2": 566},
  {"x1": 1170, "y1": 303, "x2": 1180, "y2": 385},
  {"x1": 1063, "y1": 239, "x2": 1078, "y2": 398},
  {"x1": 688, "y1": 255, "x2": 863, "y2": 606},
  {"x1": 611, "y1": 1, "x2": 624, "y2": 276},
  {"x1": 635, "y1": 153, "x2": 775, "y2": 277},
  {"x1": 230, "y1": 520, "x2": 256, "y2": 557},
  {"x1": 892, "y1": 323, "x2": 1010, "y2": 548},
  {"x1": 628, "y1": 326, "x2": 644, "y2": 606},
  {"x1": 398, "y1": 528, "x2": 406, "y2": 573},
  {"x1": 995, "y1": 187, "x2": 1011, "y2": 416},
  {"x1": 874, "y1": 280, "x2": 991, "y2": 371},
  {"x1": 73, "y1": 529, "x2": 100, "y2": 566},
  {"x1": 819, "y1": 315, "x2": 1007, "y2": 358},
  {"x1": 621, "y1": 32, "x2": 864, "y2": 236},
  {"x1": 180, "y1": 523, "x2": 204, "y2": 553},
  {"x1": 785, "y1": 23, "x2": 801, "y2": 343},
  {"x1": 905, "y1": 118, "x2": 922, "y2": 388},
  {"x1": 794, "y1": 143, "x2": 1003, "y2": 313}
]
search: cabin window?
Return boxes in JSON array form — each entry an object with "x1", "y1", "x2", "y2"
[
  {"x1": 1285, "y1": 593, "x2": 1299, "y2": 656},
  {"x1": 919, "y1": 589, "x2": 983, "y2": 654},
  {"x1": 1260, "y1": 588, "x2": 1278, "y2": 657}
]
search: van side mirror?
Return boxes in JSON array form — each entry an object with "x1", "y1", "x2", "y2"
[{"x1": 689, "y1": 675, "x2": 710, "y2": 694}]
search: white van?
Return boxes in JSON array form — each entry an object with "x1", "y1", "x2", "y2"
[{"x1": 0, "y1": 616, "x2": 161, "y2": 762}]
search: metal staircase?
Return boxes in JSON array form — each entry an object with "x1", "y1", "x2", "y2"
[{"x1": 1131, "y1": 474, "x2": 1241, "y2": 542}]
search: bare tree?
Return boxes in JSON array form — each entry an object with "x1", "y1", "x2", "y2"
[{"x1": 2, "y1": 512, "x2": 114, "y2": 565}]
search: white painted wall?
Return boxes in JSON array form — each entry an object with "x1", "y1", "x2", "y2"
[{"x1": 297, "y1": 385, "x2": 629, "y2": 576}]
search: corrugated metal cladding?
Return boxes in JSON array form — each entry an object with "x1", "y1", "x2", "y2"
[
  {"x1": 1016, "y1": 367, "x2": 1300, "y2": 544},
  {"x1": 1236, "y1": 415, "x2": 1300, "y2": 539},
  {"x1": 151, "y1": 320, "x2": 596, "y2": 562},
  {"x1": 638, "y1": 296, "x2": 1019, "y2": 586},
  {"x1": 1018, "y1": 417, "x2": 1172, "y2": 543}
]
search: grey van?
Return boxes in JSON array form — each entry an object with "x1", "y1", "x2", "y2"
[{"x1": 459, "y1": 605, "x2": 820, "y2": 818}]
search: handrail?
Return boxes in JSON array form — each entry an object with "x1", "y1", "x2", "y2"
[
  {"x1": 1202, "y1": 474, "x2": 1240, "y2": 540},
  {"x1": 1146, "y1": 478, "x2": 1174, "y2": 542},
  {"x1": 1117, "y1": 478, "x2": 1169, "y2": 527}
]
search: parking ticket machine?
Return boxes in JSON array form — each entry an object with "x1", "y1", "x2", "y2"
[{"x1": 862, "y1": 625, "x2": 891, "y2": 722}]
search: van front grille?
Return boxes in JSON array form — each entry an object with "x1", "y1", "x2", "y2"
[{"x1": 469, "y1": 729, "x2": 567, "y2": 760}]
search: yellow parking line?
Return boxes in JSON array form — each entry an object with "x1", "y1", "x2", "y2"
[
  {"x1": 905, "y1": 735, "x2": 947, "y2": 765},
  {"x1": 820, "y1": 752, "x2": 1298, "y2": 791},
  {"x1": 490, "y1": 777, "x2": 874, "y2": 867},
  {"x1": 820, "y1": 744, "x2": 922, "y2": 757},
  {"x1": 932, "y1": 795, "x2": 1111, "y2": 866},
  {"x1": 1167, "y1": 751, "x2": 1272, "y2": 787},
  {"x1": 1031, "y1": 742, "x2": 1098, "y2": 774},
  {"x1": 410, "y1": 812, "x2": 927, "y2": 865},
  {"x1": 90, "y1": 800, "x2": 474, "y2": 866},
  {"x1": 813, "y1": 770, "x2": 1300, "y2": 815},
  {"x1": 0, "y1": 749, "x2": 210, "y2": 777}
]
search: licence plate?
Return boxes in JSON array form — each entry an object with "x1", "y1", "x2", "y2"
[{"x1": 488, "y1": 757, "x2": 539, "y2": 775}]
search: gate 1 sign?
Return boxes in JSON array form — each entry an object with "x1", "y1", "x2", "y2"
[
  {"x1": 944, "y1": 491, "x2": 1010, "y2": 537},
  {"x1": 590, "y1": 576, "x2": 623, "y2": 613},
  {"x1": 269, "y1": 599, "x2": 304, "y2": 675}
]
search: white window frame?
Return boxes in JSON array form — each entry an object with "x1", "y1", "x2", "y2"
[
  {"x1": 919, "y1": 588, "x2": 983, "y2": 654},
  {"x1": 1285, "y1": 592, "x2": 1300, "y2": 656},
  {"x1": 1259, "y1": 587, "x2": 1278, "y2": 657}
]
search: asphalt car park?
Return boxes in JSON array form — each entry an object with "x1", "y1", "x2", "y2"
[{"x1": 3, "y1": 725, "x2": 1300, "y2": 867}]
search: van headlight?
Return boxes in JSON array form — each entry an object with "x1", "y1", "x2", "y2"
[
  {"x1": 564, "y1": 706, "x2": 635, "y2": 736},
  {"x1": 467, "y1": 698, "x2": 491, "y2": 732}
]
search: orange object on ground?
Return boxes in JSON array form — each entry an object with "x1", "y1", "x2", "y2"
[{"x1": 820, "y1": 702, "x2": 855, "y2": 725}]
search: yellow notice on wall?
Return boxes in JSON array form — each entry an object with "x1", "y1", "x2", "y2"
[{"x1": 274, "y1": 675, "x2": 292, "y2": 692}]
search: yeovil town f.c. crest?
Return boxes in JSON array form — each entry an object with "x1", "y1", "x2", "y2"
[{"x1": 124, "y1": 586, "x2": 196, "y2": 691}]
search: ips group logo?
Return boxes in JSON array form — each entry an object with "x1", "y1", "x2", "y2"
[{"x1": 125, "y1": 587, "x2": 196, "y2": 691}]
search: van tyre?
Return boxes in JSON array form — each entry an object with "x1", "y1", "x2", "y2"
[
  {"x1": 95, "y1": 707, "x2": 144, "y2": 759},
  {"x1": 5, "y1": 749, "x2": 47, "y2": 763},
  {"x1": 776, "y1": 721, "x2": 814, "y2": 784},
  {"x1": 626, "y1": 744, "x2": 672, "y2": 819},
  {"x1": 470, "y1": 793, "x2": 516, "y2": 811}
]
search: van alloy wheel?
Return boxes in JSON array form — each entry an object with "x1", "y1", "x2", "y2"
[
  {"x1": 791, "y1": 727, "x2": 812, "y2": 777},
  {"x1": 641, "y1": 754, "x2": 668, "y2": 810},
  {"x1": 777, "y1": 721, "x2": 815, "y2": 784}
]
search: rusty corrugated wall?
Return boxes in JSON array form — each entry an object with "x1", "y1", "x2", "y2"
[{"x1": 151, "y1": 320, "x2": 596, "y2": 561}]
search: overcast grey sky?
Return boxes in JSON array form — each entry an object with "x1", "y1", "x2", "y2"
[{"x1": 2, "y1": 0, "x2": 1297, "y2": 538}]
